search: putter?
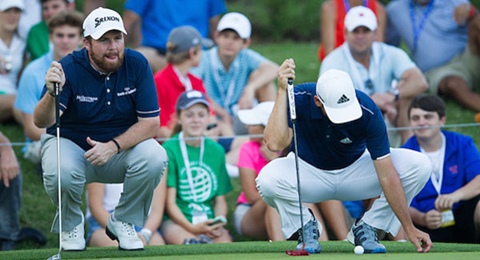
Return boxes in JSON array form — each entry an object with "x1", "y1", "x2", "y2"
[
  {"x1": 284, "y1": 78, "x2": 309, "y2": 257},
  {"x1": 48, "y1": 82, "x2": 62, "y2": 260}
]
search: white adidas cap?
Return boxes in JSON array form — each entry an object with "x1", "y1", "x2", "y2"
[
  {"x1": 83, "y1": 7, "x2": 127, "y2": 40},
  {"x1": 316, "y1": 69, "x2": 362, "y2": 124}
]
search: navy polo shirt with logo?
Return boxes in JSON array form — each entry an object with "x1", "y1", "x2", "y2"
[
  {"x1": 44, "y1": 48, "x2": 159, "y2": 151},
  {"x1": 287, "y1": 82, "x2": 390, "y2": 170}
]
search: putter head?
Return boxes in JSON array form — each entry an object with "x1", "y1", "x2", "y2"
[
  {"x1": 47, "y1": 253, "x2": 61, "y2": 260},
  {"x1": 286, "y1": 249, "x2": 310, "y2": 256}
]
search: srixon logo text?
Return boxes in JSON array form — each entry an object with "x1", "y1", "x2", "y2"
[{"x1": 95, "y1": 16, "x2": 120, "y2": 28}]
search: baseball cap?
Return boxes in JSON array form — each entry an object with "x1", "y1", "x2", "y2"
[
  {"x1": 176, "y1": 90, "x2": 210, "y2": 111},
  {"x1": 238, "y1": 101, "x2": 275, "y2": 126},
  {"x1": 83, "y1": 7, "x2": 127, "y2": 40},
  {"x1": 0, "y1": 0, "x2": 24, "y2": 11},
  {"x1": 316, "y1": 69, "x2": 362, "y2": 124},
  {"x1": 167, "y1": 26, "x2": 213, "y2": 54},
  {"x1": 217, "y1": 12, "x2": 251, "y2": 39},
  {"x1": 344, "y1": 6, "x2": 377, "y2": 32}
]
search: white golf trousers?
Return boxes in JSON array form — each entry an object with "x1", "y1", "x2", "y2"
[{"x1": 256, "y1": 148, "x2": 431, "y2": 238}]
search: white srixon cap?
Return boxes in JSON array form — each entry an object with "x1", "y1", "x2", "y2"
[
  {"x1": 316, "y1": 69, "x2": 362, "y2": 124},
  {"x1": 217, "y1": 12, "x2": 251, "y2": 39},
  {"x1": 238, "y1": 101, "x2": 275, "y2": 126},
  {"x1": 83, "y1": 7, "x2": 127, "y2": 40},
  {"x1": 0, "y1": 0, "x2": 24, "y2": 11},
  {"x1": 344, "y1": 6, "x2": 377, "y2": 32}
]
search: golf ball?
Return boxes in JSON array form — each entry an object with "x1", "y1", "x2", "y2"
[{"x1": 354, "y1": 245, "x2": 364, "y2": 255}]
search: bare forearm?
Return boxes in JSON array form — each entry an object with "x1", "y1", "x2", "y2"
[
  {"x1": 0, "y1": 133, "x2": 13, "y2": 154},
  {"x1": 214, "y1": 196, "x2": 228, "y2": 217},
  {"x1": 167, "y1": 202, "x2": 195, "y2": 232},
  {"x1": 23, "y1": 114, "x2": 45, "y2": 141},
  {"x1": 320, "y1": 1, "x2": 336, "y2": 55},
  {"x1": 33, "y1": 94, "x2": 57, "y2": 129},
  {"x1": 114, "y1": 117, "x2": 159, "y2": 151},
  {"x1": 397, "y1": 68, "x2": 428, "y2": 98},
  {"x1": 453, "y1": 175, "x2": 480, "y2": 201},
  {"x1": 264, "y1": 90, "x2": 291, "y2": 152},
  {"x1": 409, "y1": 207, "x2": 426, "y2": 227},
  {"x1": 122, "y1": 10, "x2": 141, "y2": 47},
  {"x1": 244, "y1": 62, "x2": 278, "y2": 93},
  {"x1": 156, "y1": 126, "x2": 172, "y2": 140}
]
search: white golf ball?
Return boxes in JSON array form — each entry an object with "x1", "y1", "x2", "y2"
[{"x1": 354, "y1": 245, "x2": 364, "y2": 255}]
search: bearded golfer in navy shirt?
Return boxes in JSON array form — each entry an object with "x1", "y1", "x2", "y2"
[
  {"x1": 34, "y1": 7, "x2": 167, "y2": 251},
  {"x1": 256, "y1": 59, "x2": 433, "y2": 254}
]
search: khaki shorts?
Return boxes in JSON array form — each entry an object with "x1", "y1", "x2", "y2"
[{"x1": 426, "y1": 46, "x2": 480, "y2": 94}]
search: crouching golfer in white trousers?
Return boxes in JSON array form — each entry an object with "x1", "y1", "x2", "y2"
[
  {"x1": 34, "y1": 7, "x2": 168, "y2": 252},
  {"x1": 256, "y1": 59, "x2": 433, "y2": 254}
]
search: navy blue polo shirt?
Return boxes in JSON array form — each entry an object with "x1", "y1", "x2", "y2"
[
  {"x1": 44, "y1": 48, "x2": 159, "y2": 151},
  {"x1": 287, "y1": 83, "x2": 390, "y2": 170}
]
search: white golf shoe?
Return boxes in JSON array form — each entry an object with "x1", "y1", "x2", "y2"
[
  {"x1": 61, "y1": 216, "x2": 86, "y2": 251},
  {"x1": 106, "y1": 214, "x2": 144, "y2": 250}
]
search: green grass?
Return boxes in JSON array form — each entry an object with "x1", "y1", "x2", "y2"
[
  {"x1": 1, "y1": 241, "x2": 480, "y2": 260},
  {"x1": 1, "y1": 41, "x2": 480, "y2": 257}
]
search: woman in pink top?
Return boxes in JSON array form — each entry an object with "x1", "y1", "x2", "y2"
[{"x1": 233, "y1": 102, "x2": 329, "y2": 241}]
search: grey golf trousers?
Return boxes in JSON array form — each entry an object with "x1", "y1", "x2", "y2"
[{"x1": 41, "y1": 134, "x2": 168, "y2": 233}]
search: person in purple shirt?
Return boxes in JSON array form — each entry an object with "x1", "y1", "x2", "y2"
[
  {"x1": 256, "y1": 59, "x2": 432, "y2": 254},
  {"x1": 33, "y1": 7, "x2": 167, "y2": 252},
  {"x1": 402, "y1": 94, "x2": 480, "y2": 243}
]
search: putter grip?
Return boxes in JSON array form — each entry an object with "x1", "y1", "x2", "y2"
[
  {"x1": 287, "y1": 78, "x2": 296, "y2": 121},
  {"x1": 54, "y1": 82, "x2": 60, "y2": 128}
]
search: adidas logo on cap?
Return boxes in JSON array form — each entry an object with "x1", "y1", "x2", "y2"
[{"x1": 337, "y1": 94, "x2": 350, "y2": 104}]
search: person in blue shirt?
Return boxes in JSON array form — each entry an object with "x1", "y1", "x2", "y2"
[
  {"x1": 386, "y1": 1, "x2": 480, "y2": 120},
  {"x1": 122, "y1": 0, "x2": 227, "y2": 73},
  {"x1": 320, "y1": 6, "x2": 428, "y2": 145},
  {"x1": 15, "y1": 10, "x2": 84, "y2": 165},
  {"x1": 256, "y1": 59, "x2": 432, "y2": 254},
  {"x1": 33, "y1": 7, "x2": 168, "y2": 251},
  {"x1": 402, "y1": 94, "x2": 480, "y2": 243}
]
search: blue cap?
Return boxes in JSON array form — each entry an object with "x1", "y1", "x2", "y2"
[{"x1": 176, "y1": 90, "x2": 210, "y2": 110}]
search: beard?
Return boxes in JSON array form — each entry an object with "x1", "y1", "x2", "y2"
[{"x1": 89, "y1": 49, "x2": 124, "y2": 73}]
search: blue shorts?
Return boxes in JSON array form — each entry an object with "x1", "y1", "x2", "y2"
[{"x1": 218, "y1": 137, "x2": 234, "y2": 153}]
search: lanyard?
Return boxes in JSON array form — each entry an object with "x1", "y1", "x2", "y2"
[
  {"x1": 343, "y1": 0, "x2": 368, "y2": 11},
  {"x1": 179, "y1": 132, "x2": 204, "y2": 202},
  {"x1": 173, "y1": 66, "x2": 192, "y2": 91},
  {"x1": 342, "y1": 42, "x2": 380, "y2": 95},
  {"x1": 210, "y1": 48, "x2": 239, "y2": 111},
  {"x1": 409, "y1": 0, "x2": 434, "y2": 56}
]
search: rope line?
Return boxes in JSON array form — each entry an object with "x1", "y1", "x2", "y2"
[{"x1": 1, "y1": 122, "x2": 480, "y2": 147}]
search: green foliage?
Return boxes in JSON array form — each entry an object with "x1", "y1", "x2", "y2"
[
  {"x1": 227, "y1": 0, "x2": 320, "y2": 42},
  {"x1": 226, "y1": 0, "x2": 480, "y2": 42}
]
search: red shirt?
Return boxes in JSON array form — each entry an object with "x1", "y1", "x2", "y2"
[
  {"x1": 154, "y1": 64, "x2": 209, "y2": 128},
  {"x1": 318, "y1": 0, "x2": 378, "y2": 61}
]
